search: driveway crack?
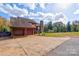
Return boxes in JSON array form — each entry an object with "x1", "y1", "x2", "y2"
[{"x1": 13, "y1": 38, "x2": 28, "y2": 56}]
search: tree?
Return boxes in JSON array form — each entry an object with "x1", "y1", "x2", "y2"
[
  {"x1": 0, "y1": 17, "x2": 10, "y2": 32},
  {"x1": 44, "y1": 24, "x2": 48, "y2": 32},
  {"x1": 71, "y1": 21, "x2": 79, "y2": 32},
  {"x1": 52, "y1": 27, "x2": 57, "y2": 32},
  {"x1": 52, "y1": 22, "x2": 66, "y2": 32},
  {"x1": 67, "y1": 21, "x2": 71, "y2": 32},
  {"x1": 47, "y1": 21, "x2": 53, "y2": 30},
  {"x1": 1, "y1": 25, "x2": 10, "y2": 32}
]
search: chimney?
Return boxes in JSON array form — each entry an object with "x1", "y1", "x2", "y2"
[{"x1": 40, "y1": 20, "x2": 44, "y2": 33}]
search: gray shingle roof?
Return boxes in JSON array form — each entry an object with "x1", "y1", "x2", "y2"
[{"x1": 10, "y1": 17, "x2": 36, "y2": 28}]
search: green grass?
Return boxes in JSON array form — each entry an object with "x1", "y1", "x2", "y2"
[{"x1": 43, "y1": 32, "x2": 79, "y2": 37}]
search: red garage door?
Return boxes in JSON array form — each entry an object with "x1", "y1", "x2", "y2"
[
  {"x1": 13, "y1": 28, "x2": 24, "y2": 36},
  {"x1": 27, "y1": 28, "x2": 34, "y2": 35}
]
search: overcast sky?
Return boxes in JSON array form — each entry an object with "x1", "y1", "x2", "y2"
[{"x1": 0, "y1": 3, "x2": 79, "y2": 24}]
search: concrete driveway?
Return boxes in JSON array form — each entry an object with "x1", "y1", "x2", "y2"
[
  {"x1": 0, "y1": 36, "x2": 70, "y2": 56},
  {"x1": 46, "y1": 38, "x2": 79, "y2": 56}
]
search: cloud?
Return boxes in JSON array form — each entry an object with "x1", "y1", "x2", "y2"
[
  {"x1": 55, "y1": 12, "x2": 66, "y2": 20},
  {"x1": 19, "y1": 3, "x2": 46, "y2": 10},
  {"x1": 0, "y1": 3, "x2": 67, "y2": 24},
  {"x1": 37, "y1": 12, "x2": 54, "y2": 19},
  {"x1": 19, "y1": 3, "x2": 36, "y2": 10},
  {"x1": 0, "y1": 4, "x2": 28, "y2": 17},
  {"x1": 28, "y1": 12, "x2": 54, "y2": 20},
  {"x1": 0, "y1": 3, "x2": 46, "y2": 16},
  {"x1": 12, "y1": 4, "x2": 28, "y2": 16},
  {"x1": 39, "y1": 4, "x2": 46, "y2": 9},
  {"x1": 28, "y1": 11, "x2": 67, "y2": 24},
  {"x1": 28, "y1": 12, "x2": 38, "y2": 17},
  {"x1": 73, "y1": 9, "x2": 79, "y2": 15},
  {"x1": 0, "y1": 3, "x2": 46, "y2": 18},
  {"x1": 54, "y1": 12, "x2": 67, "y2": 24},
  {"x1": 38, "y1": 12, "x2": 67, "y2": 24}
]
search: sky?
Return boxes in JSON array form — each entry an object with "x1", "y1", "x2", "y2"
[{"x1": 0, "y1": 3, "x2": 79, "y2": 24}]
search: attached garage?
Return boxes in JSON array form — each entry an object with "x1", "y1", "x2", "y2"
[{"x1": 10, "y1": 17, "x2": 37, "y2": 37}]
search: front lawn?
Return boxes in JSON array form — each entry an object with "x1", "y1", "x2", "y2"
[{"x1": 43, "y1": 32, "x2": 79, "y2": 37}]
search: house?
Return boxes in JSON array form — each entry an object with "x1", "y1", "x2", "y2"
[
  {"x1": 73, "y1": 20, "x2": 79, "y2": 25},
  {"x1": 10, "y1": 17, "x2": 39, "y2": 37}
]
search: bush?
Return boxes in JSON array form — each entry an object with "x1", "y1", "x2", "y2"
[
  {"x1": 48, "y1": 29, "x2": 54, "y2": 33},
  {"x1": 0, "y1": 25, "x2": 10, "y2": 32}
]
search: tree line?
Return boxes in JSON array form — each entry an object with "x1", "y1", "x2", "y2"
[
  {"x1": 0, "y1": 17, "x2": 10, "y2": 32},
  {"x1": 44, "y1": 21, "x2": 79, "y2": 32},
  {"x1": 1, "y1": 16, "x2": 79, "y2": 33}
]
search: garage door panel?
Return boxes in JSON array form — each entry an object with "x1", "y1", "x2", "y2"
[
  {"x1": 27, "y1": 28, "x2": 33, "y2": 35},
  {"x1": 13, "y1": 28, "x2": 24, "y2": 36}
]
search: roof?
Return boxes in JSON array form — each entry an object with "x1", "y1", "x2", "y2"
[
  {"x1": 10, "y1": 17, "x2": 36, "y2": 28},
  {"x1": 73, "y1": 20, "x2": 79, "y2": 25},
  {"x1": 10, "y1": 17, "x2": 37, "y2": 23}
]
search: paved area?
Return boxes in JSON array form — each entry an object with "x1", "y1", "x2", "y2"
[
  {"x1": 46, "y1": 38, "x2": 79, "y2": 56},
  {"x1": 0, "y1": 36, "x2": 69, "y2": 56}
]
